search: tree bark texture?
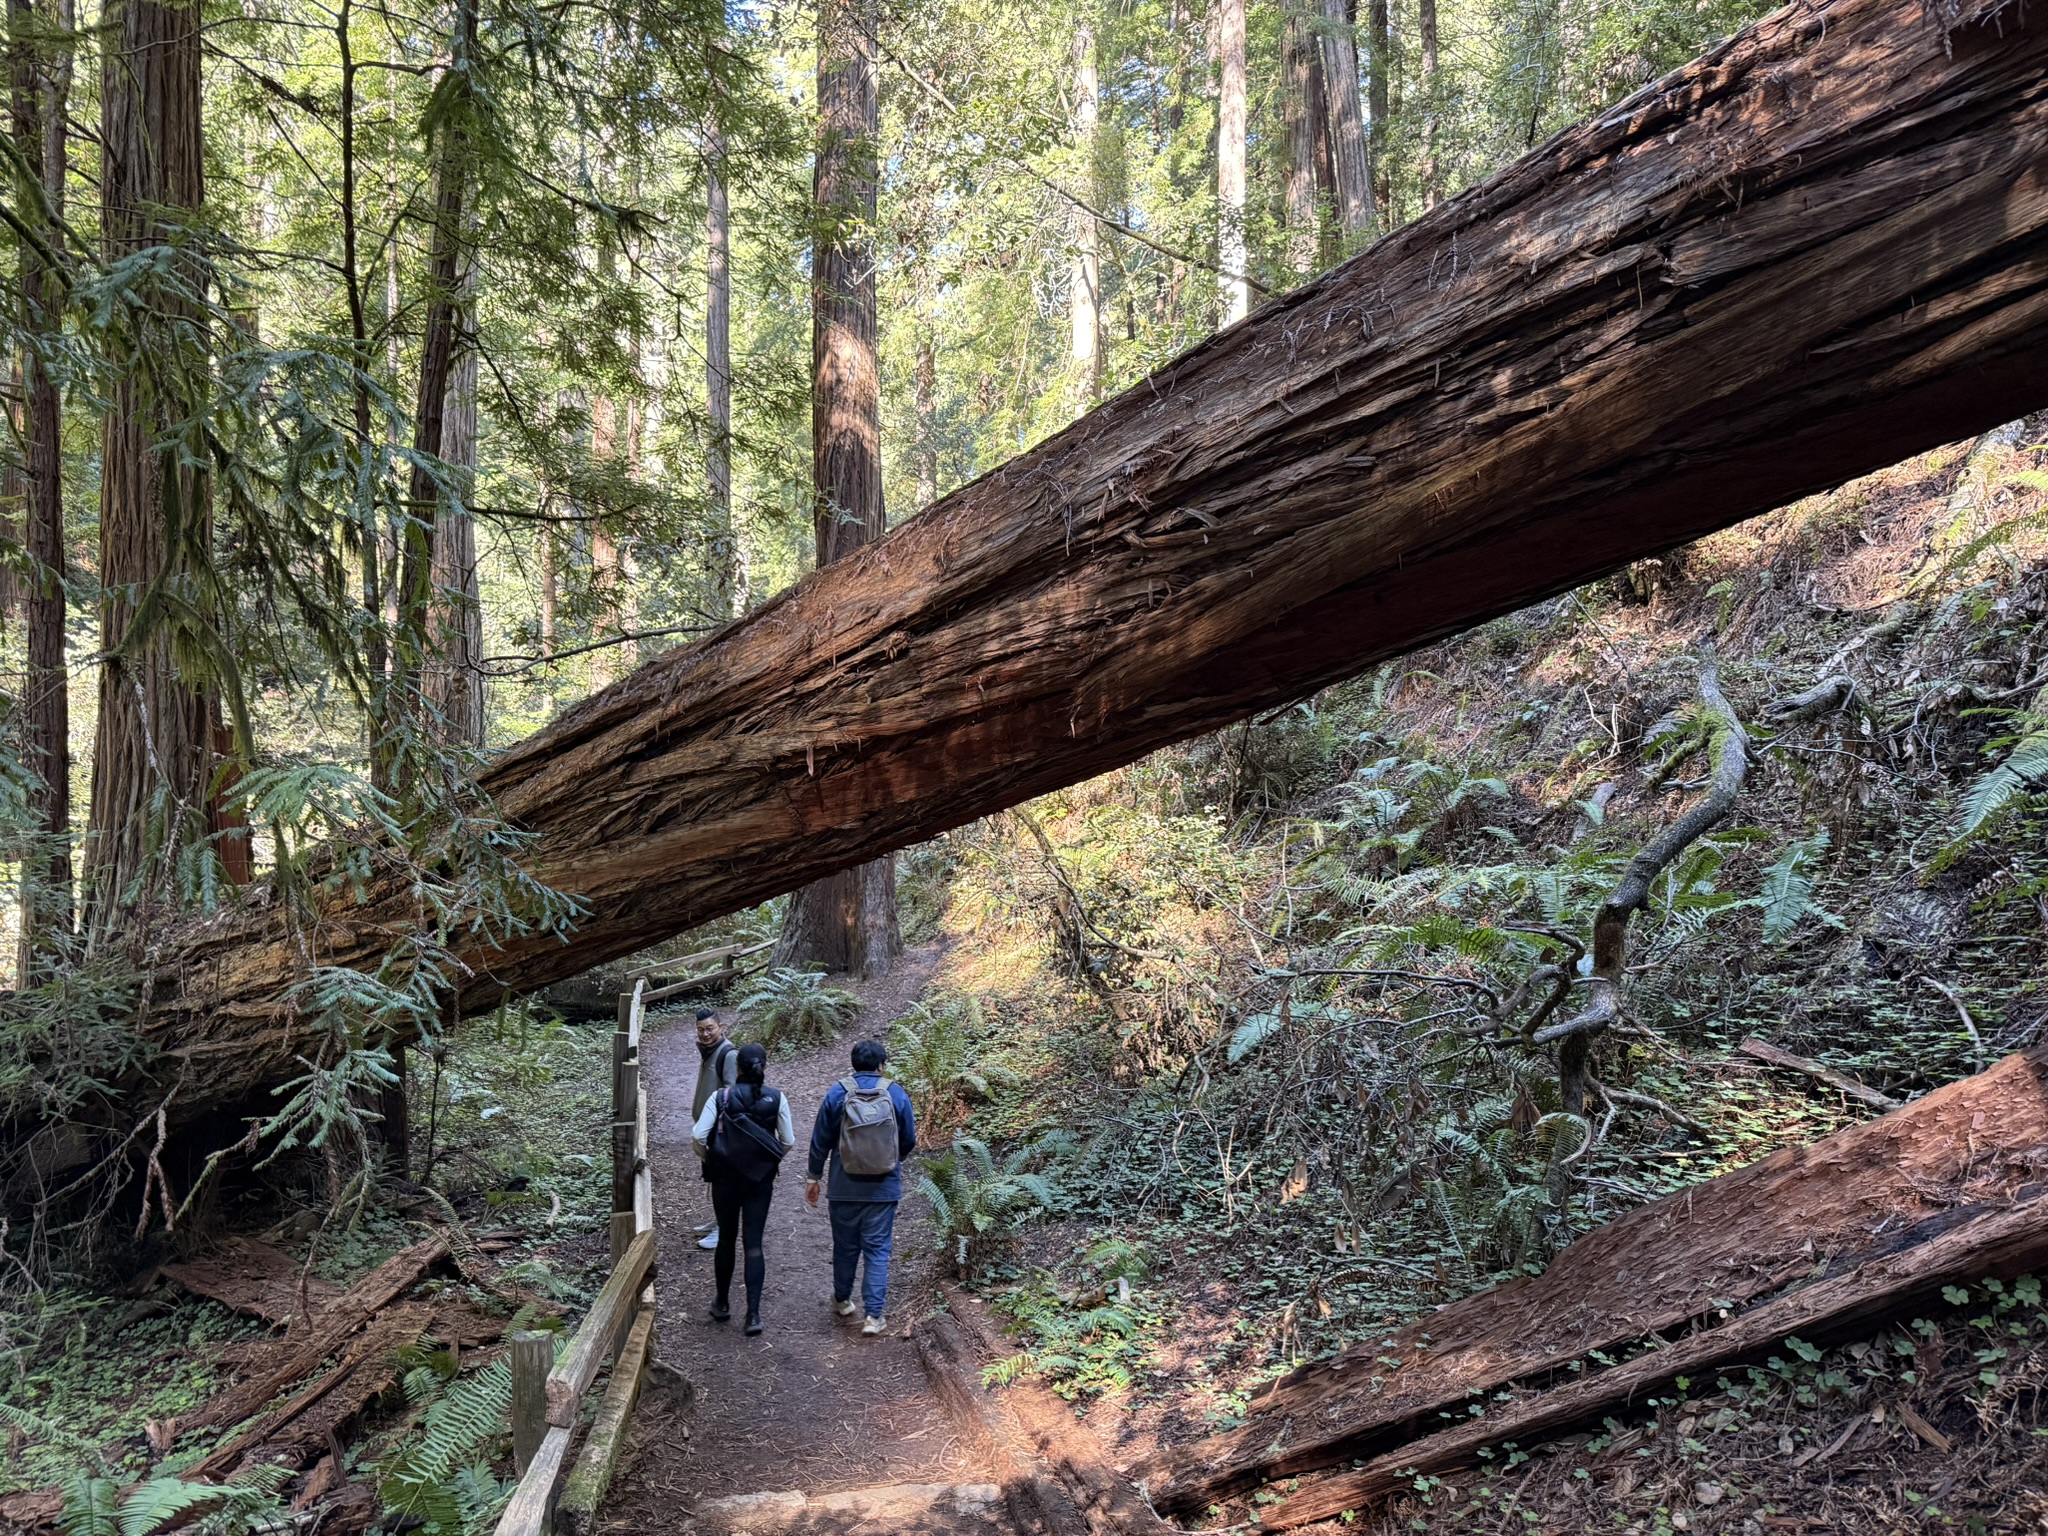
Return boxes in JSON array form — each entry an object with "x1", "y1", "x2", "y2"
[
  {"x1": 781, "y1": 0, "x2": 900, "y2": 979},
  {"x1": 424, "y1": 272, "x2": 484, "y2": 750},
  {"x1": 1217, "y1": 0, "x2": 1249, "y2": 325},
  {"x1": 706, "y1": 125, "x2": 739, "y2": 618},
  {"x1": 11, "y1": 0, "x2": 70, "y2": 975},
  {"x1": 89, "y1": 0, "x2": 214, "y2": 930},
  {"x1": 67, "y1": 0, "x2": 2048, "y2": 1126},
  {"x1": 1367, "y1": 0, "x2": 1390, "y2": 213},
  {"x1": 1418, "y1": 0, "x2": 1440, "y2": 206},
  {"x1": 1070, "y1": 21, "x2": 1102, "y2": 398},
  {"x1": 1317, "y1": 0, "x2": 1374, "y2": 240},
  {"x1": 1283, "y1": 0, "x2": 1335, "y2": 276},
  {"x1": 1142, "y1": 1046, "x2": 2048, "y2": 1513}
]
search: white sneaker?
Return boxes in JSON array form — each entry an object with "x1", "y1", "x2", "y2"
[
  {"x1": 691, "y1": 1220, "x2": 716, "y2": 1237},
  {"x1": 697, "y1": 1228, "x2": 720, "y2": 1250},
  {"x1": 860, "y1": 1314, "x2": 887, "y2": 1336},
  {"x1": 833, "y1": 1298, "x2": 856, "y2": 1318}
]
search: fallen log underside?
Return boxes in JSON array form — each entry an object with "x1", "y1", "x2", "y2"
[
  {"x1": 66, "y1": 0, "x2": 2048, "y2": 1130},
  {"x1": 1140, "y1": 1047, "x2": 2048, "y2": 1517}
]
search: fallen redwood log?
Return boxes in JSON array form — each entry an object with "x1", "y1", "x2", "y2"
[
  {"x1": 1254, "y1": 1187, "x2": 2048, "y2": 1528},
  {"x1": 79, "y1": 0, "x2": 2048, "y2": 1130},
  {"x1": 1138, "y1": 1046, "x2": 2048, "y2": 1514}
]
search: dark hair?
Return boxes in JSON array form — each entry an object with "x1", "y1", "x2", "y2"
[
  {"x1": 850, "y1": 1039, "x2": 887, "y2": 1073},
  {"x1": 735, "y1": 1043, "x2": 768, "y2": 1086},
  {"x1": 695, "y1": 1008, "x2": 717, "y2": 1024}
]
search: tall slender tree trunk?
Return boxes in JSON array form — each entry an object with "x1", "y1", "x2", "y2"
[
  {"x1": 1367, "y1": 0, "x2": 1391, "y2": 217},
  {"x1": 398, "y1": 0, "x2": 476, "y2": 773},
  {"x1": 1217, "y1": 0, "x2": 1249, "y2": 325},
  {"x1": 89, "y1": 0, "x2": 215, "y2": 932},
  {"x1": 776, "y1": 0, "x2": 901, "y2": 979},
  {"x1": 1418, "y1": 0, "x2": 1439, "y2": 207},
  {"x1": 1283, "y1": 0, "x2": 1335, "y2": 276},
  {"x1": 1070, "y1": 19, "x2": 1102, "y2": 401},
  {"x1": 12, "y1": 0, "x2": 71, "y2": 977},
  {"x1": 914, "y1": 325, "x2": 938, "y2": 511},
  {"x1": 706, "y1": 124, "x2": 740, "y2": 619},
  {"x1": 424, "y1": 260, "x2": 483, "y2": 751},
  {"x1": 1317, "y1": 0, "x2": 1373, "y2": 241}
]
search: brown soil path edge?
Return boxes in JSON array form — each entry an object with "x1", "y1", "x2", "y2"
[{"x1": 603, "y1": 941, "x2": 979, "y2": 1524}]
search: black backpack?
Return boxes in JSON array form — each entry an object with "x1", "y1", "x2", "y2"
[{"x1": 710, "y1": 1085, "x2": 787, "y2": 1184}]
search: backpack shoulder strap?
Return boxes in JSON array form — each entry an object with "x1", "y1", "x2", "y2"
[{"x1": 839, "y1": 1075, "x2": 862, "y2": 1097}]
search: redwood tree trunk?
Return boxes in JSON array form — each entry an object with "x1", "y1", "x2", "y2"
[
  {"x1": 706, "y1": 125, "x2": 740, "y2": 617},
  {"x1": 1216, "y1": 0, "x2": 1249, "y2": 324},
  {"x1": 89, "y1": 0, "x2": 214, "y2": 931},
  {"x1": 1317, "y1": 0, "x2": 1373, "y2": 241},
  {"x1": 11, "y1": 0, "x2": 71, "y2": 977},
  {"x1": 34, "y1": 0, "x2": 2048, "y2": 1135},
  {"x1": 779, "y1": 0, "x2": 901, "y2": 980}
]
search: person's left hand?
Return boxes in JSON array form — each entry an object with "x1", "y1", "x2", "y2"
[{"x1": 804, "y1": 1178, "x2": 821, "y2": 1208}]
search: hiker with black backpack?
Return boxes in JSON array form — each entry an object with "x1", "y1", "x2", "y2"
[
  {"x1": 691, "y1": 1008, "x2": 741, "y2": 1252},
  {"x1": 804, "y1": 1039, "x2": 917, "y2": 1336},
  {"x1": 693, "y1": 1042, "x2": 795, "y2": 1334}
]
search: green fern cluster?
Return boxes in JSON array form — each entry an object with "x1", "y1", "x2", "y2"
[
  {"x1": 375, "y1": 1357, "x2": 515, "y2": 1535},
  {"x1": 738, "y1": 967, "x2": 862, "y2": 1049},
  {"x1": 918, "y1": 1134, "x2": 1062, "y2": 1279}
]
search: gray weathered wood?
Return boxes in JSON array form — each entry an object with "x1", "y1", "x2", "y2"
[
  {"x1": 1741, "y1": 1036, "x2": 1900, "y2": 1110},
  {"x1": 509, "y1": 1330, "x2": 554, "y2": 1476},
  {"x1": 547, "y1": 1230, "x2": 657, "y2": 1426},
  {"x1": 493, "y1": 1423, "x2": 572, "y2": 1536},
  {"x1": 556, "y1": 1304, "x2": 656, "y2": 1535}
]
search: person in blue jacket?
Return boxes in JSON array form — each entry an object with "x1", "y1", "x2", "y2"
[{"x1": 804, "y1": 1039, "x2": 917, "y2": 1335}]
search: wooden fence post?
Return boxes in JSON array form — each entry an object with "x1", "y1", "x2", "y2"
[
  {"x1": 509, "y1": 1330, "x2": 553, "y2": 1475},
  {"x1": 610, "y1": 1003, "x2": 637, "y2": 1263}
]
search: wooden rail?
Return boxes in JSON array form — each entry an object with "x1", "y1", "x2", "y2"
[{"x1": 496, "y1": 979, "x2": 661, "y2": 1536}]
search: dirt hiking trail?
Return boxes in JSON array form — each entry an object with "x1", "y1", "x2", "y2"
[{"x1": 602, "y1": 941, "x2": 1015, "y2": 1534}]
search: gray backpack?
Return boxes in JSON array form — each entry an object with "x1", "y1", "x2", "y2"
[{"x1": 836, "y1": 1076, "x2": 900, "y2": 1177}]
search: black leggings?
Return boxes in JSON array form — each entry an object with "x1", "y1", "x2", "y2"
[{"x1": 711, "y1": 1176, "x2": 775, "y2": 1314}]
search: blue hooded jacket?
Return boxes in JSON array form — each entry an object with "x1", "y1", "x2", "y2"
[{"x1": 806, "y1": 1073, "x2": 917, "y2": 1202}]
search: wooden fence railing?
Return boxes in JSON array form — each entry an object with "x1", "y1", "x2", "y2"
[{"x1": 496, "y1": 979, "x2": 658, "y2": 1536}]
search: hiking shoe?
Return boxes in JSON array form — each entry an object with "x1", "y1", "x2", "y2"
[
  {"x1": 697, "y1": 1228, "x2": 720, "y2": 1251},
  {"x1": 708, "y1": 1300, "x2": 731, "y2": 1323},
  {"x1": 691, "y1": 1220, "x2": 716, "y2": 1237},
  {"x1": 860, "y1": 1314, "x2": 887, "y2": 1336},
  {"x1": 833, "y1": 1298, "x2": 857, "y2": 1318},
  {"x1": 744, "y1": 1312, "x2": 763, "y2": 1336}
]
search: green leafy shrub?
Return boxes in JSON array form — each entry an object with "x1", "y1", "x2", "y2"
[{"x1": 738, "y1": 967, "x2": 861, "y2": 1049}]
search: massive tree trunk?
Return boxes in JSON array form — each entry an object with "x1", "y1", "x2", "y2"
[
  {"x1": 1216, "y1": 0, "x2": 1249, "y2": 324},
  {"x1": 1367, "y1": 0, "x2": 1390, "y2": 214},
  {"x1": 777, "y1": 0, "x2": 902, "y2": 980},
  {"x1": 42, "y1": 0, "x2": 2048, "y2": 1131},
  {"x1": 89, "y1": 0, "x2": 215, "y2": 932},
  {"x1": 11, "y1": 0, "x2": 71, "y2": 978}
]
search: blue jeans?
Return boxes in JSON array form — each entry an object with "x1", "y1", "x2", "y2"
[{"x1": 829, "y1": 1199, "x2": 898, "y2": 1318}]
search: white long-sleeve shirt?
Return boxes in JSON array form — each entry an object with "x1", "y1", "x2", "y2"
[{"x1": 693, "y1": 1087, "x2": 796, "y2": 1161}]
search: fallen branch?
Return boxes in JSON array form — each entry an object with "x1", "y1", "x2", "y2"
[
  {"x1": 1740, "y1": 1036, "x2": 1900, "y2": 1110},
  {"x1": 1257, "y1": 1191, "x2": 2048, "y2": 1528},
  {"x1": 177, "y1": 1236, "x2": 448, "y2": 1439}
]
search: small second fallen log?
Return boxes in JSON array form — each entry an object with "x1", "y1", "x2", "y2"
[
  {"x1": 1740, "y1": 1036, "x2": 1900, "y2": 1110},
  {"x1": 1259, "y1": 1190, "x2": 2048, "y2": 1528},
  {"x1": 1143, "y1": 1047, "x2": 2048, "y2": 1512},
  {"x1": 916, "y1": 1312, "x2": 1091, "y2": 1536}
]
